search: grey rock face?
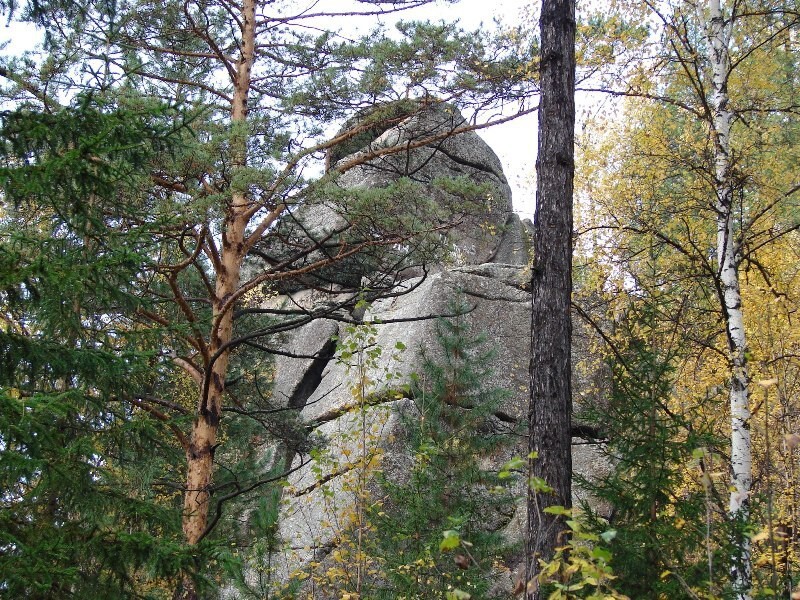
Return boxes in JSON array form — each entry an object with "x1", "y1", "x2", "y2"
[
  {"x1": 224, "y1": 106, "x2": 610, "y2": 599},
  {"x1": 256, "y1": 264, "x2": 534, "y2": 597},
  {"x1": 490, "y1": 213, "x2": 534, "y2": 266},
  {"x1": 334, "y1": 102, "x2": 513, "y2": 267},
  {"x1": 300, "y1": 268, "x2": 530, "y2": 424},
  {"x1": 242, "y1": 266, "x2": 608, "y2": 596},
  {"x1": 270, "y1": 318, "x2": 339, "y2": 410},
  {"x1": 250, "y1": 102, "x2": 516, "y2": 293},
  {"x1": 334, "y1": 103, "x2": 511, "y2": 200},
  {"x1": 272, "y1": 399, "x2": 414, "y2": 583}
]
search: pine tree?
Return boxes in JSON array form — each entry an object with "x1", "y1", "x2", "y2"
[
  {"x1": 0, "y1": 1, "x2": 539, "y2": 596},
  {"x1": 369, "y1": 301, "x2": 516, "y2": 599},
  {"x1": 527, "y1": 0, "x2": 576, "y2": 597}
]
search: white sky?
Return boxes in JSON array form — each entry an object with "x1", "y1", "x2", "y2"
[
  {"x1": 0, "y1": 0, "x2": 539, "y2": 216},
  {"x1": 373, "y1": 0, "x2": 539, "y2": 218}
]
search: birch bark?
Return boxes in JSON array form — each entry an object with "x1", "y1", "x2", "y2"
[{"x1": 705, "y1": 1, "x2": 752, "y2": 597}]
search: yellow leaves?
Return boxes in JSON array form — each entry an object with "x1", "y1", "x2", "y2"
[
  {"x1": 753, "y1": 554, "x2": 773, "y2": 568},
  {"x1": 750, "y1": 528, "x2": 771, "y2": 544},
  {"x1": 440, "y1": 529, "x2": 461, "y2": 551},
  {"x1": 785, "y1": 433, "x2": 800, "y2": 450}
]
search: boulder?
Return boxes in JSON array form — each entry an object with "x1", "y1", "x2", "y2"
[
  {"x1": 301, "y1": 267, "x2": 531, "y2": 424},
  {"x1": 224, "y1": 104, "x2": 613, "y2": 599},
  {"x1": 334, "y1": 102, "x2": 513, "y2": 267},
  {"x1": 250, "y1": 102, "x2": 515, "y2": 293}
]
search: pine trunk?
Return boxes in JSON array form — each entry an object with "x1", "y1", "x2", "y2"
[
  {"x1": 525, "y1": 0, "x2": 575, "y2": 597},
  {"x1": 176, "y1": 0, "x2": 256, "y2": 596},
  {"x1": 706, "y1": 1, "x2": 752, "y2": 597}
]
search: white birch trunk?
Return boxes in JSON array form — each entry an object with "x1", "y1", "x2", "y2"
[{"x1": 706, "y1": 1, "x2": 752, "y2": 597}]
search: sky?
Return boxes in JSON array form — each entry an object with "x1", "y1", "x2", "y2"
[
  {"x1": 365, "y1": 0, "x2": 540, "y2": 218},
  {"x1": 0, "y1": 0, "x2": 539, "y2": 216}
]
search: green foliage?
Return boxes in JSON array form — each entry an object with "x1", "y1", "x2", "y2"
[
  {"x1": 577, "y1": 301, "x2": 726, "y2": 598},
  {"x1": 0, "y1": 1, "x2": 541, "y2": 595},
  {"x1": 535, "y1": 511, "x2": 629, "y2": 600},
  {"x1": 0, "y1": 97, "x2": 210, "y2": 598},
  {"x1": 224, "y1": 487, "x2": 286, "y2": 599},
  {"x1": 0, "y1": 96, "x2": 179, "y2": 205},
  {"x1": 0, "y1": 388, "x2": 196, "y2": 599},
  {"x1": 367, "y1": 299, "x2": 517, "y2": 599}
]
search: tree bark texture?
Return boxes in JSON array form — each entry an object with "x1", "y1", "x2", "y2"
[
  {"x1": 177, "y1": 0, "x2": 256, "y2": 597},
  {"x1": 706, "y1": 2, "x2": 752, "y2": 597},
  {"x1": 526, "y1": 0, "x2": 575, "y2": 597}
]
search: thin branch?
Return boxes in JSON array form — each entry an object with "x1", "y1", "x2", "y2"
[
  {"x1": 196, "y1": 457, "x2": 310, "y2": 542},
  {"x1": 128, "y1": 396, "x2": 190, "y2": 452}
]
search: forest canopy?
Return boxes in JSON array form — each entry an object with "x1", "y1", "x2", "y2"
[{"x1": 0, "y1": 1, "x2": 799, "y2": 599}]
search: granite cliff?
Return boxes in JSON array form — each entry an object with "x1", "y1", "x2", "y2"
[{"x1": 224, "y1": 102, "x2": 605, "y2": 598}]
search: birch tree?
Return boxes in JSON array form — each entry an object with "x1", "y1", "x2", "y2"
[
  {"x1": 703, "y1": 2, "x2": 753, "y2": 595},
  {"x1": 649, "y1": 3, "x2": 799, "y2": 594},
  {"x1": 574, "y1": 0, "x2": 800, "y2": 595}
]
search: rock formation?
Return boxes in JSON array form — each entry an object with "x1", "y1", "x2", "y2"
[{"x1": 223, "y1": 102, "x2": 606, "y2": 599}]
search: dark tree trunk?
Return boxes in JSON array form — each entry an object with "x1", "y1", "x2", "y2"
[{"x1": 526, "y1": 0, "x2": 576, "y2": 597}]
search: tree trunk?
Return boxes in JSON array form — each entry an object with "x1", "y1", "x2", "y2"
[
  {"x1": 706, "y1": 2, "x2": 752, "y2": 597},
  {"x1": 177, "y1": 0, "x2": 256, "y2": 596},
  {"x1": 525, "y1": 0, "x2": 575, "y2": 597}
]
